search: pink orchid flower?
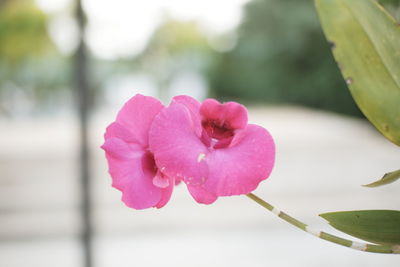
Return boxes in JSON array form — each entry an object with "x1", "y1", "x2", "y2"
[
  {"x1": 149, "y1": 96, "x2": 275, "y2": 204},
  {"x1": 101, "y1": 94, "x2": 174, "y2": 209}
]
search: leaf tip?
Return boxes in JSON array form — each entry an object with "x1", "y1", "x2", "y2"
[{"x1": 362, "y1": 169, "x2": 400, "y2": 188}]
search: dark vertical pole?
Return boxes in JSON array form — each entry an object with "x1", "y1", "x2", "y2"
[{"x1": 74, "y1": 0, "x2": 93, "y2": 267}]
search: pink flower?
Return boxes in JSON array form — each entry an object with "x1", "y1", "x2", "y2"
[
  {"x1": 149, "y1": 96, "x2": 275, "y2": 204},
  {"x1": 102, "y1": 94, "x2": 275, "y2": 209},
  {"x1": 101, "y1": 94, "x2": 174, "y2": 209}
]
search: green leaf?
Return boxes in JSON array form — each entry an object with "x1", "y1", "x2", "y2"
[
  {"x1": 364, "y1": 169, "x2": 400, "y2": 187},
  {"x1": 315, "y1": 0, "x2": 400, "y2": 146},
  {"x1": 320, "y1": 210, "x2": 400, "y2": 245}
]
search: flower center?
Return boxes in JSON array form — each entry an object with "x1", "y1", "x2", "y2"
[
  {"x1": 200, "y1": 119, "x2": 235, "y2": 149},
  {"x1": 142, "y1": 151, "x2": 170, "y2": 188},
  {"x1": 202, "y1": 119, "x2": 234, "y2": 140},
  {"x1": 199, "y1": 99, "x2": 248, "y2": 149}
]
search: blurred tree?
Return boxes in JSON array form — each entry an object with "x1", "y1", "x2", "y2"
[
  {"x1": 0, "y1": 0, "x2": 50, "y2": 63},
  {"x1": 207, "y1": 0, "x2": 363, "y2": 116},
  {"x1": 137, "y1": 17, "x2": 212, "y2": 100},
  {"x1": 0, "y1": 0, "x2": 69, "y2": 115}
]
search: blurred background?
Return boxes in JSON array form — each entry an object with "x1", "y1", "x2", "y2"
[{"x1": 0, "y1": 0, "x2": 399, "y2": 266}]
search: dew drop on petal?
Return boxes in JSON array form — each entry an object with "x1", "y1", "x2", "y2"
[
  {"x1": 197, "y1": 153, "x2": 206, "y2": 162},
  {"x1": 152, "y1": 172, "x2": 170, "y2": 188}
]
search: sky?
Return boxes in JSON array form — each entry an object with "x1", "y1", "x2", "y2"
[{"x1": 35, "y1": 0, "x2": 249, "y2": 59}]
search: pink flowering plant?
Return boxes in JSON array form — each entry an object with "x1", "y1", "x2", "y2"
[
  {"x1": 102, "y1": 94, "x2": 275, "y2": 209},
  {"x1": 102, "y1": 0, "x2": 400, "y2": 255}
]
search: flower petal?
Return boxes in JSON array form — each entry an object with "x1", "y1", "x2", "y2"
[
  {"x1": 104, "y1": 122, "x2": 140, "y2": 144},
  {"x1": 187, "y1": 185, "x2": 218, "y2": 204},
  {"x1": 116, "y1": 94, "x2": 164, "y2": 146},
  {"x1": 173, "y1": 95, "x2": 202, "y2": 136},
  {"x1": 102, "y1": 138, "x2": 163, "y2": 209},
  {"x1": 155, "y1": 175, "x2": 175, "y2": 209},
  {"x1": 152, "y1": 170, "x2": 170, "y2": 188},
  {"x1": 149, "y1": 101, "x2": 209, "y2": 186},
  {"x1": 200, "y1": 99, "x2": 248, "y2": 129},
  {"x1": 101, "y1": 137, "x2": 142, "y2": 160},
  {"x1": 202, "y1": 124, "x2": 275, "y2": 196},
  {"x1": 173, "y1": 95, "x2": 201, "y2": 112}
]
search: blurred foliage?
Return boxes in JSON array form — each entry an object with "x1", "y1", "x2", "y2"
[
  {"x1": 2, "y1": 0, "x2": 396, "y2": 116},
  {"x1": 207, "y1": 0, "x2": 363, "y2": 116},
  {"x1": 137, "y1": 18, "x2": 212, "y2": 98},
  {"x1": 142, "y1": 18, "x2": 210, "y2": 57},
  {"x1": 0, "y1": 0, "x2": 69, "y2": 115},
  {"x1": 0, "y1": 0, "x2": 51, "y2": 64}
]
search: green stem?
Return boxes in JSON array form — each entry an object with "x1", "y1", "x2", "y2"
[{"x1": 246, "y1": 193, "x2": 400, "y2": 254}]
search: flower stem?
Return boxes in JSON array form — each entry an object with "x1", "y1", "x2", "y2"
[{"x1": 246, "y1": 193, "x2": 400, "y2": 254}]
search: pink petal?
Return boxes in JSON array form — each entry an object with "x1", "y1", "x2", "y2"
[
  {"x1": 173, "y1": 95, "x2": 201, "y2": 112},
  {"x1": 152, "y1": 170, "x2": 170, "y2": 188},
  {"x1": 187, "y1": 185, "x2": 218, "y2": 204},
  {"x1": 201, "y1": 124, "x2": 275, "y2": 196},
  {"x1": 102, "y1": 138, "x2": 163, "y2": 209},
  {"x1": 104, "y1": 122, "x2": 140, "y2": 144},
  {"x1": 149, "y1": 101, "x2": 209, "y2": 186},
  {"x1": 116, "y1": 94, "x2": 164, "y2": 146},
  {"x1": 200, "y1": 99, "x2": 248, "y2": 129},
  {"x1": 155, "y1": 175, "x2": 175, "y2": 209},
  {"x1": 173, "y1": 95, "x2": 202, "y2": 136},
  {"x1": 101, "y1": 137, "x2": 142, "y2": 161}
]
